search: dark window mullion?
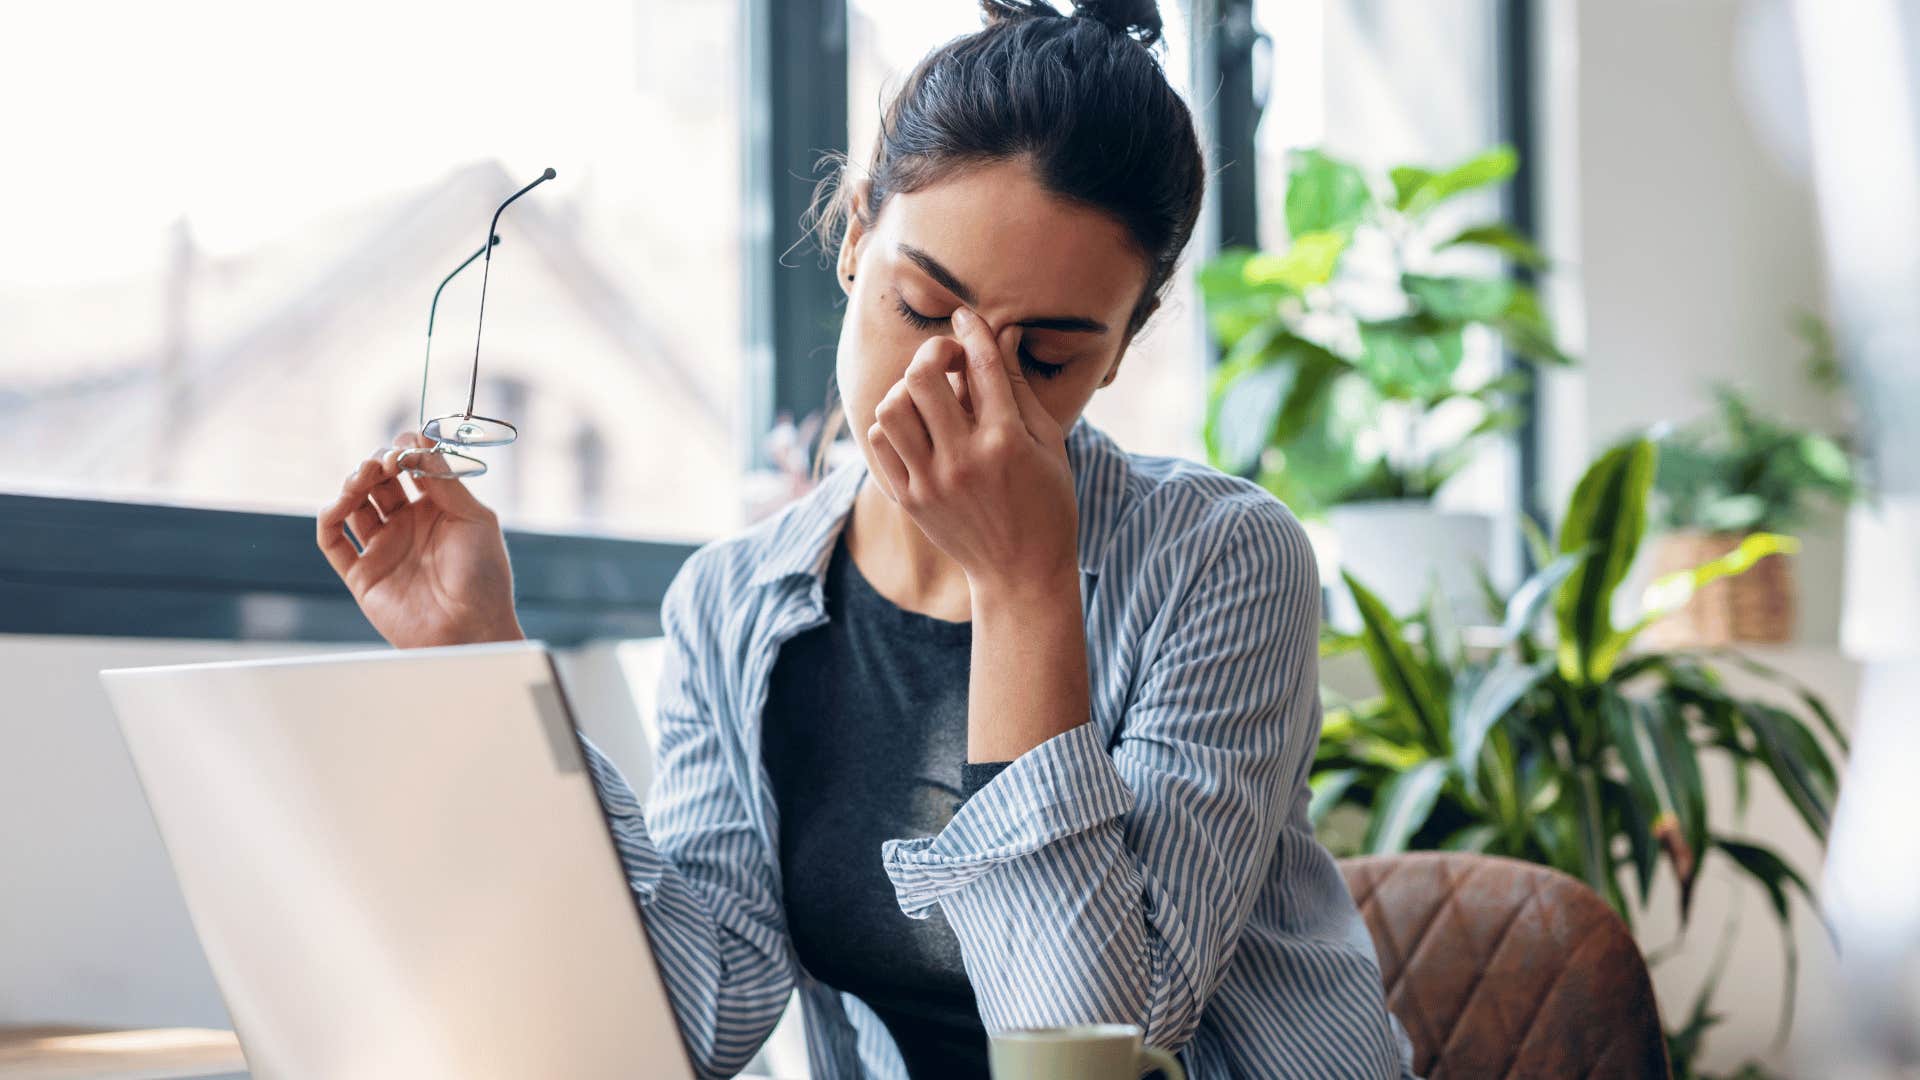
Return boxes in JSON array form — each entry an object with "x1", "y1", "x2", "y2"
[{"x1": 744, "y1": 0, "x2": 849, "y2": 468}]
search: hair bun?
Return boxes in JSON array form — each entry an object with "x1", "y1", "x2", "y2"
[
  {"x1": 978, "y1": 1, "x2": 1163, "y2": 48},
  {"x1": 1071, "y1": 0, "x2": 1163, "y2": 46}
]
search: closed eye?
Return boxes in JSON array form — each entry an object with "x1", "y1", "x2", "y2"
[{"x1": 893, "y1": 295, "x2": 1067, "y2": 380}]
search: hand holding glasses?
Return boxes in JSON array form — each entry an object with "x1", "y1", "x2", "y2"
[{"x1": 400, "y1": 167, "x2": 557, "y2": 481}]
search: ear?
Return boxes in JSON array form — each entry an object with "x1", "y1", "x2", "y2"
[{"x1": 835, "y1": 179, "x2": 871, "y2": 297}]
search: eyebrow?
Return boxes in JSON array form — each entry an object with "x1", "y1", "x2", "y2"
[{"x1": 898, "y1": 243, "x2": 1110, "y2": 334}]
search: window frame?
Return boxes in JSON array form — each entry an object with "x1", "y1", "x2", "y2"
[{"x1": 1, "y1": 0, "x2": 1539, "y2": 643}]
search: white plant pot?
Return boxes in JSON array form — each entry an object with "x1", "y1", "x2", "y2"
[{"x1": 1323, "y1": 501, "x2": 1495, "y2": 633}]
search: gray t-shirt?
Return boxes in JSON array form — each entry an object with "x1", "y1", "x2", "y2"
[{"x1": 760, "y1": 530, "x2": 1007, "y2": 1079}]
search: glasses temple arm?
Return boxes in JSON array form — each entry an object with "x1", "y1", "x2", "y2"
[
  {"x1": 418, "y1": 234, "x2": 501, "y2": 430},
  {"x1": 466, "y1": 167, "x2": 557, "y2": 416}
]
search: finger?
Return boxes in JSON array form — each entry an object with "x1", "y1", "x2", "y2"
[
  {"x1": 949, "y1": 306, "x2": 1019, "y2": 425},
  {"x1": 948, "y1": 366, "x2": 974, "y2": 418},
  {"x1": 902, "y1": 336, "x2": 971, "y2": 446},
  {"x1": 367, "y1": 474, "x2": 409, "y2": 520},
  {"x1": 995, "y1": 320, "x2": 1052, "y2": 434},
  {"x1": 393, "y1": 440, "x2": 490, "y2": 520},
  {"x1": 874, "y1": 381, "x2": 933, "y2": 472},
  {"x1": 346, "y1": 503, "x2": 384, "y2": 547},
  {"x1": 867, "y1": 423, "x2": 911, "y2": 501},
  {"x1": 317, "y1": 496, "x2": 362, "y2": 578}
]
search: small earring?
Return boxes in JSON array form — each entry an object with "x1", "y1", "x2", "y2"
[{"x1": 846, "y1": 273, "x2": 854, "y2": 281}]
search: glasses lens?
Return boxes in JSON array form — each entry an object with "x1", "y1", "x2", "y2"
[
  {"x1": 422, "y1": 414, "x2": 518, "y2": 447},
  {"x1": 400, "y1": 445, "x2": 488, "y2": 479}
]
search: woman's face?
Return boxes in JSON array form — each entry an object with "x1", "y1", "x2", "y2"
[{"x1": 834, "y1": 157, "x2": 1153, "y2": 484}]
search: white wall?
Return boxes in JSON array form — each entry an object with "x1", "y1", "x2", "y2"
[
  {"x1": 1551, "y1": 0, "x2": 1847, "y2": 643},
  {"x1": 1543, "y1": 0, "x2": 1859, "y2": 1073}
]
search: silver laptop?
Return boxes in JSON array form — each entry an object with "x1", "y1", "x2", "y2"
[{"x1": 99, "y1": 640, "x2": 695, "y2": 1080}]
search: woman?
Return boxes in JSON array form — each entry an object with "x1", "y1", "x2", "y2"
[{"x1": 318, "y1": 2, "x2": 1412, "y2": 1077}]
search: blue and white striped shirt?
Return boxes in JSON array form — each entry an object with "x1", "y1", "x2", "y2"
[{"x1": 581, "y1": 417, "x2": 1415, "y2": 1079}]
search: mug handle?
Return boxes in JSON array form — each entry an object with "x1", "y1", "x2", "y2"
[{"x1": 1138, "y1": 1046, "x2": 1185, "y2": 1080}]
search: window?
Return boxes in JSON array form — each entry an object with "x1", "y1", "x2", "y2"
[
  {"x1": 1, "y1": 0, "x2": 1531, "y2": 642},
  {"x1": 0, "y1": 0, "x2": 748, "y2": 544},
  {"x1": 845, "y1": 0, "x2": 1211, "y2": 462},
  {"x1": 1251, "y1": 0, "x2": 1523, "y2": 570}
]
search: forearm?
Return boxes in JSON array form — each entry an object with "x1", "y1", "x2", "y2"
[
  {"x1": 967, "y1": 571, "x2": 1089, "y2": 762},
  {"x1": 583, "y1": 742, "x2": 792, "y2": 1079}
]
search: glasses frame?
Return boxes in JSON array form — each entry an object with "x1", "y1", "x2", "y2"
[{"x1": 401, "y1": 167, "x2": 557, "y2": 480}]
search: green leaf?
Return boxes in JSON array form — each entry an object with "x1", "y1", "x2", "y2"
[
  {"x1": 1450, "y1": 656, "x2": 1553, "y2": 796},
  {"x1": 1715, "y1": 835, "x2": 1817, "y2": 1041},
  {"x1": 1398, "y1": 145, "x2": 1519, "y2": 217},
  {"x1": 1308, "y1": 768, "x2": 1361, "y2": 827},
  {"x1": 1645, "y1": 697, "x2": 1709, "y2": 918},
  {"x1": 1441, "y1": 824, "x2": 1498, "y2": 852},
  {"x1": 1501, "y1": 551, "x2": 1584, "y2": 646},
  {"x1": 1492, "y1": 284, "x2": 1575, "y2": 366},
  {"x1": 1245, "y1": 230, "x2": 1351, "y2": 291},
  {"x1": 1798, "y1": 433, "x2": 1853, "y2": 486},
  {"x1": 1613, "y1": 533, "x2": 1802, "y2": 669},
  {"x1": 1704, "y1": 648, "x2": 1850, "y2": 753},
  {"x1": 1606, "y1": 695, "x2": 1676, "y2": 905},
  {"x1": 1286, "y1": 148, "x2": 1371, "y2": 238},
  {"x1": 1555, "y1": 438, "x2": 1657, "y2": 684},
  {"x1": 1203, "y1": 329, "x2": 1346, "y2": 474},
  {"x1": 1715, "y1": 836, "x2": 1817, "y2": 926},
  {"x1": 1421, "y1": 573, "x2": 1464, "y2": 675},
  {"x1": 1519, "y1": 512, "x2": 1555, "y2": 572},
  {"x1": 1365, "y1": 759, "x2": 1450, "y2": 853},
  {"x1": 1404, "y1": 273, "x2": 1516, "y2": 323},
  {"x1": 1742, "y1": 704, "x2": 1837, "y2": 839},
  {"x1": 1345, "y1": 571, "x2": 1448, "y2": 749},
  {"x1": 1437, "y1": 222, "x2": 1549, "y2": 269},
  {"x1": 1355, "y1": 318, "x2": 1466, "y2": 400},
  {"x1": 1571, "y1": 768, "x2": 1616, "y2": 907},
  {"x1": 1390, "y1": 165, "x2": 1435, "y2": 211},
  {"x1": 1701, "y1": 494, "x2": 1768, "y2": 533},
  {"x1": 1610, "y1": 774, "x2": 1659, "y2": 907}
]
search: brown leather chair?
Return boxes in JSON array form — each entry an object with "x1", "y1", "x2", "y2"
[{"x1": 1341, "y1": 852, "x2": 1673, "y2": 1079}]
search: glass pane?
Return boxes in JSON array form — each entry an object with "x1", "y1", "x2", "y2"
[
  {"x1": 1253, "y1": 0, "x2": 1510, "y2": 518},
  {"x1": 0, "y1": 0, "x2": 747, "y2": 544},
  {"x1": 846, "y1": 0, "x2": 1209, "y2": 462}
]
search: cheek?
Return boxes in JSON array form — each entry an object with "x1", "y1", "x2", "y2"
[{"x1": 835, "y1": 292, "x2": 920, "y2": 436}]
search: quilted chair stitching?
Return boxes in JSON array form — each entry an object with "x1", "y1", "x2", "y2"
[
  {"x1": 1374, "y1": 857, "x2": 1460, "y2": 996},
  {"x1": 1489, "y1": 895, "x2": 1594, "y2": 1080},
  {"x1": 1431, "y1": 865, "x2": 1544, "y2": 1071},
  {"x1": 1350, "y1": 872, "x2": 1379, "y2": 912},
  {"x1": 1367, "y1": 856, "x2": 1469, "y2": 1065}
]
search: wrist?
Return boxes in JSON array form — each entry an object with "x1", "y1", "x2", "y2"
[{"x1": 969, "y1": 566, "x2": 1082, "y2": 615}]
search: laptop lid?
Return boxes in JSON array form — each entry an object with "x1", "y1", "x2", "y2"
[{"x1": 100, "y1": 640, "x2": 694, "y2": 1080}]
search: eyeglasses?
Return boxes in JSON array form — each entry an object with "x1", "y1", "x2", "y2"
[{"x1": 400, "y1": 167, "x2": 556, "y2": 480}]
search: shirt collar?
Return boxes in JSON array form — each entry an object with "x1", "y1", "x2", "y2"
[{"x1": 746, "y1": 415, "x2": 1131, "y2": 589}]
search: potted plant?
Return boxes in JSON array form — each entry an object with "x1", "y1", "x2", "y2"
[
  {"x1": 1313, "y1": 435, "x2": 1842, "y2": 1079},
  {"x1": 1197, "y1": 144, "x2": 1573, "y2": 628},
  {"x1": 1647, "y1": 316, "x2": 1861, "y2": 645}
]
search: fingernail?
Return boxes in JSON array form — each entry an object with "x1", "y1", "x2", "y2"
[{"x1": 952, "y1": 306, "x2": 975, "y2": 330}]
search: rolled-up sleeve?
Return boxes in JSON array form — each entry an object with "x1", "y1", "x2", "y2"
[
  {"x1": 885, "y1": 721, "x2": 1133, "y2": 915},
  {"x1": 879, "y1": 495, "x2": 1330, "y2": 1061}
]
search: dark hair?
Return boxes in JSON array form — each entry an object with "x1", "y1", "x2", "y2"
[{"x1": 808, "y1": 0, "x2": 1206, "y2": 479}]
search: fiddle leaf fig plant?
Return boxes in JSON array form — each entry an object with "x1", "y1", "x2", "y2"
[
  {"x1": 1313, "y1": 436, "x2": 1842, "y2": 1080},
  {"x1": 1199, "y1": 145, "x2": 1573, "y2": 516}
]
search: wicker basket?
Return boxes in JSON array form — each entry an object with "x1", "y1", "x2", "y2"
[{"x1": 1643, "y1": 530, "x2": 1797, "y2": 647}]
